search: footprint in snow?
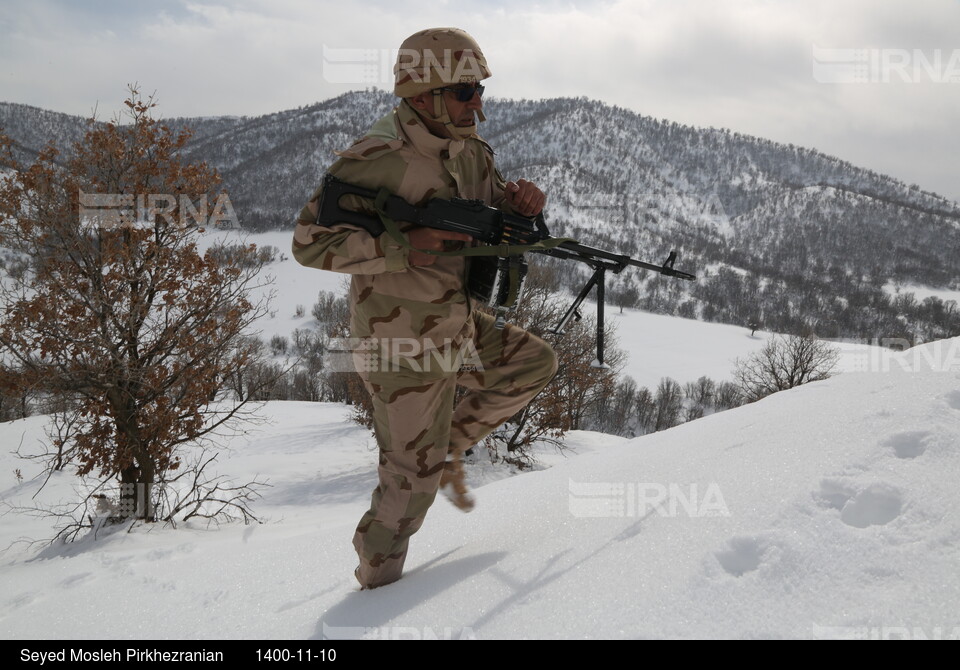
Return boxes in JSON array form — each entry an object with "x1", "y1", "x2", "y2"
[
  {"x1": 715, "y1": 536, "x2": 768, "y2": 577},
  {"x1": 882, "y1": 431, "x2": 929, "y2": 459},
  {"x1": 816, "y1": 478, "x2": 855, "y2": 510},
  {"x1": 816, "y1": 479, "x2": 904, "y2": 528},
  {"x1": 839, "y1": 483, "x2": 903, "y2": 529}
]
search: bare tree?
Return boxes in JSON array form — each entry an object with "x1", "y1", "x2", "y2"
[
  {"x1": 653, "y1": 377, "x2": 684, "y2": 432},
  {"x1": 0, "y1": 89, "x2": 272, "y2": 534},
  {"x1": 733, "y1": 335, "x2": 840, "y2": 403},
  {"x1": 684, "y1": 376, "x2": 716, "y2": 421},
  {"x1": 634, "y1": 386, "x2": 656, "y2": 435},
  {"x1": 595, "y1": 376, "x2": 638, "y2": 436},
  {"x1": 714, "y1": 381, "x2": 745, "y2": 411}
]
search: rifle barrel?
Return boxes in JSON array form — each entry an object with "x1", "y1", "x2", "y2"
[{"x1": 534, "y1": 241, "x2": 696, "y2": 281}]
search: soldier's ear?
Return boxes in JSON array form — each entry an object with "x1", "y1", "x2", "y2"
[{"x1": 408, "y1": 93, "x2": 430, "y2": 112}]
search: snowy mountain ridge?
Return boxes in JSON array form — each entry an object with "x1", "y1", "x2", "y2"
[{"x1": 3, "y1": 91, "x2": 959, "y2": 341}]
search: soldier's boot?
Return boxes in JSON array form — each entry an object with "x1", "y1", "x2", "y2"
[{"x1": 439, "y1": 459, "x2": 474, "y2": 512}]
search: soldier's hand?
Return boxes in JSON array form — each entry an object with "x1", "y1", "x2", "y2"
[
  {"x1": 505, "y1": 179, "x2": 546, "y2": 217},
  {"x1": 407, "y1": 227, "x2": 473, "y2": 267}
]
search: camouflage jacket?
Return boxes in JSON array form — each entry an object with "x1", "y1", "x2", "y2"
[{"x1": 293, "y1": 100, "x2": 511, "y2": 352}]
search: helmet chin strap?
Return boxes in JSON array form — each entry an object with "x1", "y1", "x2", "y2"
[{"x1": 430, "y1": 90, "x2": 485, "y2": 140}]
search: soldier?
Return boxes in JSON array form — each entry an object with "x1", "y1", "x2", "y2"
[{"x1": 293, "y1": 27, "x2": 557, "y2": 590}]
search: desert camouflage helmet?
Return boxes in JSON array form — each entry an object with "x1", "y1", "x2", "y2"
[{"x1": 394, "y1": 28, "x2": 492, "y2": 98}]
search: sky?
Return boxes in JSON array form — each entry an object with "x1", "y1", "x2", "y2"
[
  {"x1": 2, "y1": 234, "x2": 958, "y2": 639},
  {"x1": 1, "y1": 0, "x2": 959, "y2": 202}
]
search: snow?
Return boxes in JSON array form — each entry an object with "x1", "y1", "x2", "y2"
[
  {"x1": 608, "y1": 308, "x2": 891, "y2": 389},
  {"x1": 2, "y1": 232, "x2": 960, "y2": 640},
  {"x1": 883, "y1": 280, "x2": 960, "y2": 307}
]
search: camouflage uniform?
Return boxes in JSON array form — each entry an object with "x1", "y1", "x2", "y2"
[{"x1": 293, "y1": 29, "x2": 557, "y2": 590}]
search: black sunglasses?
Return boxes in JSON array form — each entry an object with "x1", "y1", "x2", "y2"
[{"x1": 437, "y1": 84, "x2": 485, "y2": 102}]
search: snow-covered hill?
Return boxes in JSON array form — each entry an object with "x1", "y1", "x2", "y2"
[
  {"x1": 4, "y1": 92, "x2": 960, "y2": 341},
  {"x1": 226, "y1": 230, "x2": 894, "y2": 392},
  {"x1": 2, "y1": 322, "x2": 958, "y2": 639}
]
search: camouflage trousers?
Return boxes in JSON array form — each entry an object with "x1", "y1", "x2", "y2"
[{"x1": 352, "y1": 310, "x2": 557, "y2": 589}]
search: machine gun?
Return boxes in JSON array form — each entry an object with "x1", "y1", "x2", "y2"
[{"x1": 315, "y1": 174, "x2": 696, "y2": 367}]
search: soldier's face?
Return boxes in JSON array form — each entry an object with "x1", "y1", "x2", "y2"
[
  {"x1": 441, "y1": 87, "x2": 483, "y2": 127},
  {"x1": 408, "y1": 86, "x2": 484, "y2": 138}
]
